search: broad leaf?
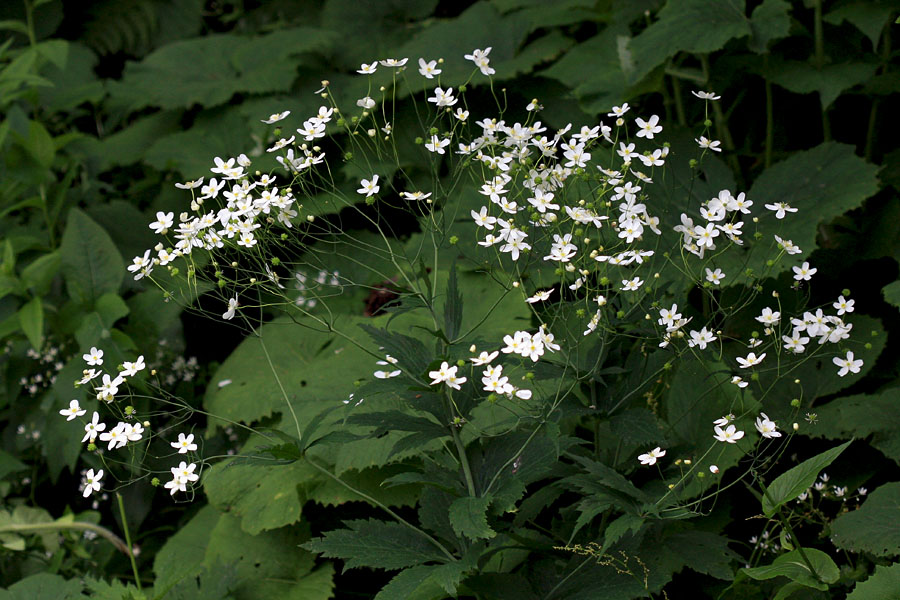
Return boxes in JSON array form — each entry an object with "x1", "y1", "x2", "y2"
[
  {"x1": 742, "y1": 547, "x2": 839, "y2": 591},
  {"x1": 16, "y1": 296, "x2": 42, "y2": 349},
  {"x1": 847, "y1": 562, "x2": 900, "y2": 599},
  {"x1": 831, "y1": 482, "x2": 900, "y2": 557},
  {"x1": 59, "y1": 208, "x2": 124, "y2": 307},
  {"x1": 747, "y1": 0, "x2": 792, "y2": 53},
  {"x1": 762, "y1": 441, "x2": 852, "y2": 517},
  {"x1": 0, "y1": 573, "x2": 83, "y2": 599},
  {"x1": 766, "y1": 60, "x2": 878, "y2": 109}
]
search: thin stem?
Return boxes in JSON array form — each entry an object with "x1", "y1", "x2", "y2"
[
  {"x1": 764, "y1": 56, "x2": 774, "y2": 169},
  {"x1": 777, "y1": 507, "x2": 821, "y2": 583},
  {"x1": 23, "y1": 0, "x2": 36, "y2": 46},
  {"x1": 670, "y1": 75, "x2": 687, "y2": 127},
  {"x1": 116, "y1": 494, "x2": 142, "y2": 590},
  {"x1": 451, "y1": 425, "x2": 477, "y2": 497},
  {"x1": 0, "y1": 521, "x2": 130, "y2": 555}
]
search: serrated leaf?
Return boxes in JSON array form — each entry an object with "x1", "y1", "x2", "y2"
[
  {"x1": 762, "y1": 441, "x2": 852, "y2": 517},
  {"x1": 808, "y1": 388, "x2": 900, "y2": 462},
  {"x1": 748, "y1": 0, "x2": 792, "y2": 53},
  {"x1": 824, "y1": 1, "x2": 896, "y2": 50},
  {"x1": 59, "y1": 208, "x2": 124, "y2": 307},
  {"x1": 359, "y1": 323, "x2": 432, "y2": 376},
  {"x1": 742, "y1": 547, "x2": 839, "y2": 590},
  {"x1": 847, "y1": 562, "x2": 900, "y2": 599},
  {"x1": 831, "y1": 482, "x2": 900, "y2": 557},
  {"x1": 0, "y1": 573, "x2": 83, "y2": 599},
  {"x1": 303, "y1": 519, "x2": 448, "y2": 570},
  {"x1": 883, "y1": 281, "x2": 900, "y2": 308},
  {"x1": 766, "y1": 60, "x2": 878, "y2": 109},
  {"x1": 627, "y1": 0, "x2": 752, "y2": 84},
  {"x1": 449, "y1": 495, "x2": 496, "y2": 540}
]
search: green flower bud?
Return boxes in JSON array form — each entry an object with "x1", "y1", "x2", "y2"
[
  {"x1": 218, "y1": 279, "x2": 226, "y2": 288},
  {"x1": 271, "y1": 257, "x2": 281, "y2": 266},
  {"x1": 842, "y1": 288, "x2": 851, "y2": 297},
  {"x1": 616, "y1": 310, "x2": 625, "y2": 319},
  {"x1": 449, "y1": 236, "x2": 459, "y2": 245},
  {"x1": 791, "y1": 398, "x2": 801, "y2": 408},
  {"x1": 151, "y1": 477, "x2": 160, "y2": 487}
]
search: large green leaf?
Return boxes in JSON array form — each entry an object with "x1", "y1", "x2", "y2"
[
  {"x1": 742, "y1": 548, "x2": 839, "y2": 591},
  {"x1": 810, "y1": 388, "x2": 900, "y2": 462},
  {"x1": 108, "y1": 28, "x2": 336, "y2": 110},
  {"x1": 59, "y1": 208, "x2": 124, "y2": 307},
  {"x1": 16, "y1": 296, "x2": 42, "y2": 350},
  {"x1": 766, "y1": 60, "x2": 878, "y2": 109},
  {"x1": 0, "y1": 573, "x2": 83, "y2": 599},
  {"x1": 824, "y1": 1, "x2": 896, "y2": 50},
  {"x1": 747, "y1": 0, "x2": 792, "y2": 53},
  {"x1": 847, "y1": 562, "x2": 900, "y2": 599},
  {"x1": 831, "y1": 482, "x2": 900, "y2": 557},
  {"x1": 762, "y1": 441, "x2": 852, "y2": 517},
  {"x1": 627, "y1": 0, "x2": 752, "y2": 84},
  {"x1": 721, "y1": 143, "x2": 879, "y2": 279},
  {"x1": 303, "y1": 519, "x2": 449, "y2": 570}
]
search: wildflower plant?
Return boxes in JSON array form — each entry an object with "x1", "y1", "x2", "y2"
[{"x1": 76, "y1": 50, "x2": 882, "y2": 596}]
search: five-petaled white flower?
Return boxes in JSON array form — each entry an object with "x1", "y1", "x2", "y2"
[
  {"x1": 714, "y1": 424, "x2": 745, "y2": 444},
  {"x1": 692, "y1": 90, "x2": 721, "y2": 100},
  {"x1": 121, "y1": 355, "x2": 145, "y2": 377},
  {"x1": 356, "y1": 96, "x2": 376, "y2": 109},
  {"x1": 82, "y1": 412, "x2": 105, "y2": 443},
  {"x1": 696, "y1": 136, "x2": 721, "y2": 152},
  {"x1": 149, "y1": 211, "x2": 174, "y2": 234},
  {"x1": 638, "y1": 447, "x2": 666, "y2": 466},
  {"x1": 357, "y1": 175, "x2": 380, "y2": 197},
  {"x1": 357, "y1": 62, "x2": 377, "y2": 74},
  {"x1": 755, "y1": 413, "x2": 781, "y2": 439},
  {"x1": 82, "y1": 469, "x2": 103, "y2": 498},
  {"x1": 833, "y1": 350, "x2": 863, "y2": 377},
  {"x1": 705, "y1": 268, "x2": 725, "y2": 285},
  {"x1": 792, "y1": 261, "x2": 817, "y2": 281},
  {"x1": 83, "y1": 347, "x2": 104, "y2": 366},
  {"x1": 428, "y1": 361, "x2": 467, "y2": 390},
  {"x1": 171, "y1": 433, "x2": 198, "y2": 454},
  {"x1": 765, "y1": 201, "x2": 798, "y2": 219},
  {"x1": 425, "y1": 135, "x2": 451, "y2": 154},
  {"x1": 737, "y1": 352, "x2": 766, "y2": 368},
  {"x1": 418, "y1": 58, "x2": 441, "y2": 79},
  {"x1": 464, "y1": 47, "x2": 494, "y2": 76},
  {"x1": 621, "y1": 277, "x2": 643, "y2": 291},
  {"x1": 635, "y1": 115, "x2": 662, "y2": 139},
  {"x1": 59, "y1": 399, "x2": 86, "y2": 421},
  {"x1": 261, "y1": 111, "x2": 290, "y2": 124}
]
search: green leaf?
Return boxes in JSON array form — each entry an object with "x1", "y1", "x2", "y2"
[
  {"x1": 303, "y1": 519, "x2": 449, "y2": 570},
  {"x1": 762, "y1": 441, "x2": 852, "y2": 517},
  {"x1": 847, "y1": 562, "x2": 900, "y2": 599},
  {"x1": 723, "y1": 143, "x2": 880, "y2": 279},
  {"x1": 17, "y1": 296, "x2": 42, "y2": 350},
  {"x1": 94, "y1": 292, "x2": 129, "y2": 328},
  {"x1": 153, "y1": 504, "x2": 217, "y2": 593},
  {"x1": 0, "y1": 450, "x2": 27, "y2": 480},
  {"x1": 766, "y1": 60, "x2": 878, "y2": 109},
  {"x1": 443, "y1": 261, "x2": 463, "y2": 341},
  {"x1": 742, "y1": 547, "x2": 839, "y2": 590},
  {"x1": 824, "y1": 1, "x2": 896, "y2": 50},
  {"x1": 20, "y1": 251, "x2": 60, "y2": 295},
  {"x1": 0, "y1": 573, "x2": 83, "y2": 599},
  {"x1": 883, "y1": 281, "x2": 900, "y2": 308},
  {"x1": 831, "y1": 482, "x2": 900, "y2": 557},
  {"x1": 59, "y1": 208, "x2": 124, "y2": 307},
  {"x1": 747, "y1": 0, "x2": 792, "y2": 53},
  {"x1": 809, "y1": 388, "x2": 900, "y2": 462},
  {"x1": 449, "y1": 495, "x2": 496, "y2": 540},
  {"x1": 627, "y1": 0, "x2": 752, "y2": 84},
  {"x1": 374, "y1": 565, "x2": 451, "y2": 600},
  {"x1": 109, "y1": 28, "x2": 336, "y2": 110}
]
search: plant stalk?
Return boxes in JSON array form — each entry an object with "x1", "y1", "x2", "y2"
[
  {"x1": 117, "y1": 493, "x2": 142, "y2": 591},
  {"x1": 452, "y1": 425, "x2": 477, "y2": 497}
]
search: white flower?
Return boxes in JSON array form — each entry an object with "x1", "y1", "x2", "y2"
[
  {"x1": 98, "y1": 422, "x2": 127, "y2": 451},
  {"x1": 427, "y1": 86, "x2": 457, "y2": 107},
  {"x1": 149, "y1": 211, "x2": 174, "y2": 234},
  {"x1": 737, "y1": 352, "x2": 766, "y2": 368},
  {"x1": 638, "y1": 447, "x2": 666, "y2": 466},
  {"x1": 379, "y1": 58, "x2": 408, "y2": 67},
  {"x1": 82, "y1": 469, "x2": 103, "y2": 498},
  {"x1": 82, "y1": 412, "x2": 105, "y2": 443},
  {"x1": 833, "y1": 350, "x2": 863, "y2": 377},
  {"x1": 357, "y1": 175, "x2": 380, "y2": 197},
  {"x1": 357, "y1": 62, "x2": 377, "y2": 74},
  {"x1": 261, "y1": 111, "x2": 290, "y2": 124},
  {"x1": 833, "y1": 295, "x2": 855, "y2": 315},
  {"x1": 356, "y1": 96, "x2": 376, "y2": 109},
  {"x1": 222, "y1": 296, "x2": 238, "y2": 321},
  {"x1": 171, "y1": 433, "x2": 198, "y2": 454},
  {"x1": 765, "y1": 202, "x2": 798, "y2": 219},
  {"x1": 121, "y1": 355, "x2": 145, "y2": 377},
  {"x1": 731, "y1": 376, "x2": 749, "y2": 388},
  {"x1": 692, "y1": 90, "x2": 721, "y2": 100},
  {"x1": 714, "y1": 424, "x2": 744, "y2": 443},
  {"x1": 425, "y1": 135, "x2": 451, "y2": 154},
  {"x1": 792, "y1": 261, "x2": 817, "y2": 281},
  {"x1": 374, "y1": 355, "x2": 401, "y2": 379},
  {"x1": 696, "y1": 136, "x2": 721, "y2": 152},
  {"x1": 59, "y1": 399, "x2": 86, "y2": 421},
  {"x1": 83, "y1": 347, "x2": 104, "y2": 366},
  {"x1": 705, "y1": 268, "x2": 725, "y2": 285},
  {"x1": 526, "y1": 290, "x2": 553, "y2": 303},
  {"x1": 428, "y1": 361, "x2": 467, "y2": 390},
  {"x1": 621, "y1": 277, "x2": 643, "y2": 291},
  {"x1": 418, "y1": 58, "x2": 441, "y2": 79},
  {"x1": 755, "y1": 413, "x2": 781, "y2": 439},
  {"x1": 470, "y1": 351, "x2": 499, "y2": 366},
  {"x1": 634, "y1": 115, "x2": 662, "y2": 139},
  {"x1": 464, "y1": 47, "x2": 494, "y2": 76}
]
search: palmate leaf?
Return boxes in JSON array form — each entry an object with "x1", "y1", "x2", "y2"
[
  {"x1": 762, "y1": 441, "x2": 852, "y2": 517},
  {"x1": 808, "y1": 388, "x2": 900, "y2": 463},
  {"x1": 449, "y1": 495, "x2": 496, "y2": 540},
  {"x1": 847, "y1": 562, "x2": 900, "y2": 599},
  {"x1": 831, "y1": 482, "x2": 900, "y2": 557},
  {"x1": 108, "y1": 27, "x2": 336, "y2": 110},
  {"x1": 717, "y1": 142, "x2": 880, "y2": 279},
  {"x1": 627, "y1": 0, "x2": 753, "y2": 84},
  {"x1": 766, "y1": 59, "x2": 878, "y2": 109},
  {"x1": 303, "y1": 519, "x2": 449, "y2": 570}
]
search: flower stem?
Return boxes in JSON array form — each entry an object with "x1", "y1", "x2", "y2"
[
  {"x1": 0, "y1": 521, "x2": 131, "y2": 555},
  {"x1": 116, "y1": 493, "x2": 142, "y2": 590}
]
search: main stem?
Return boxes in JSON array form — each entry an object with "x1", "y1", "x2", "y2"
[
  {"x1": 452, "y1": 425, "x2": 477, "y2": 497},
  {"x1": 116, "y1": 494, "x2": 142, "y2": 590}
]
